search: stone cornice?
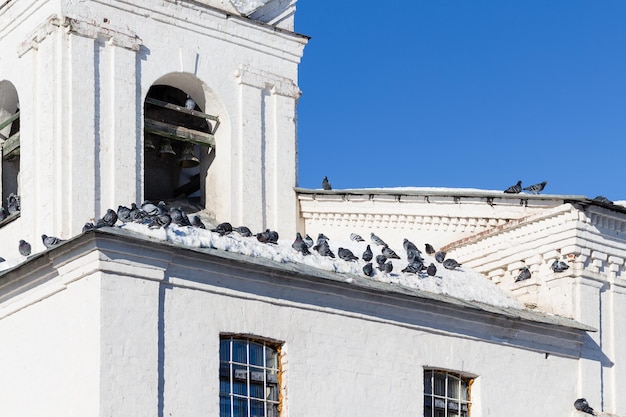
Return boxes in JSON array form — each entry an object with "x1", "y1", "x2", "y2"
[
  {"x1": 0, "y1": 228, "x2": 594, "y2": 358},
  {"x1": 234, "y1": 64, "x2": 301, "y2": 98},
  {"x1": 297, "y1": 188, "x2": 568, "y2": 237},
  {"x1": 93, "y1": 0, "x2": 308, "y2": 61},
  {"x1": 18, "y1": 15, "x2": 142, "y2": 57}
]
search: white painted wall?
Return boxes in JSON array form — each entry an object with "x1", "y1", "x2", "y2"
[
  {"x1": 0, "y1": 0, "x2": 306, "y2": 258},
  {"x1": 0, "y1": 235, "x2": 591, "y2": 416}
]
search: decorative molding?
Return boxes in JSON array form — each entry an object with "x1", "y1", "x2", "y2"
[
  {"x1": 18, "y1": 15, "x2": 142, "y2": 57},
  {"x1": 300, "y1": 210, "x2": 510, "y2": 235},
  {"x1": 234, "y1": 64, "x2": 301, "y2": 98}
]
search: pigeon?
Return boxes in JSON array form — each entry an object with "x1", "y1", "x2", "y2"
[
  {"x1": 117, "y1": 205, "x2": 132, "y2": 223},
  {"x1": 0, "y1": 207, "x2": 6, "y2": 222},
  {"x1": 375, "y1": 254, "x2": 387, "y2": 268},
  {"x1": 169, "y1": 206, "x2": 191, "y2": 227},
  {"x1": 148, "y1": 213, "x2": 172, "y2": 229},
  {"x1": 370, "y1": 232, "x2": 387, "y2": 246},
  {"x1": 129, "y1": 203, "x2": 147, "y2": 223},
  {"x1": 382, "y1": 245, "x2": 401, "y2": 260},
  {"x1": 426, "y1": 263, "x2": 437, "y2": 276},
  {"x1": 185, "y1": 95, "x2": 196, "y2": 111},
  {"x1": 407, "y1": 247, "x2": 423, "y2": 263},
  {"x1": 523, "y1": 181, "x2": 547, "y2": 194},
  {"x1": 7, "y1": 193, "x2": 20, "y2": 214},
  {"x1": 435, "y1": 251, "x2": 447, "y2": 263},
  {"x1": 267, "y1": 230, "x2": 279, "y2": 244},
  {"x1": 256, "y1": 229, "x2": 279, "y2": 244},
  {"x1": 363, "y1": 262, "x2": 374, "y2": 277},
  {"x1": 592, "y1": 195, "x2": 613, "y2": 204},
  {"x1": 191, "y1": 215, "x2": 206, "y2": 229},
  {"x1": 442, "y1": 258, "x2": 462, "y2": 270},
  {"x1": 403, "y1": 238, "x2": 419, "y2": 254},
  {"x1": 378, "y1": 260, "x2": 393, "y2": 274},
  {"x1": 551, "y1": 260, "x2": 569, "y2": 273},
  {"x1": 402, "y1": 260, "x2": 423, "y2": 274},
  {"x1": 515, "y1": 266, "x2": 532, "y2": 282},
  {"x1": 362, "y1": 245, "x2": 373, "y2": 262},
  {"x1": 233, "y1": 226, "x2": 253, "y2": 237},
  {"x1": 256, "y1": 230, "x2": 272, "y2": 243},
  {"x1": 350, "y1": 233, "x2": 365, "y2": 242},
  {"x1": 338, "y1": 247, "x2": 359, "y2": 262},
  {"x1": 42, "y1": 234, "x2": 64, "y2": 249},
  {"x1": 141, "y1": 200, "x2": 164, "y2": 216},
  {"x1": 212, "y1": 222, "x2": 233, "y2": 236},
  {"x1": 313, "y1": 239, "x2": 335, "y2": 258},
  {"x1": 504, "y1": 180, "x2": 522, "y2": 194},
  {"x1": 304, "y1": 234, "x2": 314, "y2": 248},
  {"x1": 316, "y1": 233, "x2": 330, "y2": 244},
  {"x1": 425, "y1": 243, "x2": 436, "y2": 255},
  {"x1": 82, "y1": 222, "x2": 96, "y2": 233},
  {"x1": 574, "y1": 398, "x2": 595, "y2": 415},
  {"x1": 322, "y1": 176, "x2": 332, "y2": 190},
  {"x1": 292, "y1": 233, "x2": 310, "y2": 256},
  {"x1": 98, "y1": 208, "x2": 118, "y2": 228},
  {"x1": 18, "y1": 239, "x2": 31, "y2": 256}
]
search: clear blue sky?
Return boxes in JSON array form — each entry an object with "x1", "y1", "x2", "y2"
[{"x1": 295, "y1": 1, "x2": 626, "y2": 200}]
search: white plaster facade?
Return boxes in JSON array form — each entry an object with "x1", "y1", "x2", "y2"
[
  {"x1": 0, "y1": 230, "x2": 595, "y2": 416},
  {"x1": 0, "y1": 0, "x2": 306, "y2": 258},
  {"x1": 0, "y1": 0, "x2": 623, "y2": 416}
]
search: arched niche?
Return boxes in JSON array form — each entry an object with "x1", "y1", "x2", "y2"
[
  {"x1": 143, "y1": 73, "x2": 229, "y2": 219},
  {"x1": 0, "y1": 80, "x2": 20, "y2": 220}
]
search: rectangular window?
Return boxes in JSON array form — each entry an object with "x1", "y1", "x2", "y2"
[
  {"x1": 424, "y1": 369, "x2": 472, "y2": 417},
  {"x1": 220, "y1": 336, "x2": 281, "y2": 417}
]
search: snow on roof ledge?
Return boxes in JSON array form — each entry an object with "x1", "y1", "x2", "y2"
[
  {"x1": 0, "y1": 222, "x2": 594, "y2": 335},
  {"x1": 296, "y1": 186, "x2": 588, "y2": 200}
]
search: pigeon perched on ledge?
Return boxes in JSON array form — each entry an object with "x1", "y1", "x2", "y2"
[
  {"x1": 233, "y1": 226, "x2": 253, "y2": 237},
  {"x1": 551, "y1": 260, "x2": 570, "y2": 273},
  {"x1": 435, "y1": 251, "x2": 447, "y2": 263},
  {"x1": 515, "y1": 266, "x2": 532, "y2": 282},
  {"x1": 442, "y1": 258, "x2": 462, "y2": 270},
  {"x1": 362, "y1": 245, "x2": 373, "y2": 262},
  {"x1": 292, "y1": 233, "x2": 310, "y2": 256},
  {"x1": 18, "y1": 239, "x2": 31, "y2": 257},
  {"x1": 338, "y1": 247, "x2": 358, "y2": 262},
  {"x1": 322, "y1": 176, "x2": 332, "y2": 190},
  {"x1": 523, "y1": 181, "x2": 547, "y2": 194},
  {"x1": 42, "y1": 234, "x2": 64, "y2": 249},
  {"x1": 504, "y1": 180, "x2": 522, "y2": 194},
  {"x1": 7, "y1": 193, "x2": 20, "y2": 214},
  {"x1": 370, "y1": 232, "x2": 387, "y2": 247},
  {"x1": 350, "y1": 233, "x2": 365, "y2": 242},
  {"x1": 574, "y1": 398, "x2": 595, "y2": 415}
]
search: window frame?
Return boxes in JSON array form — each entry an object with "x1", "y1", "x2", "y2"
[
  {"x1": 423, "y1": 368, "x2": 473, "y2": 417},
  {"x1": 219, "y1": 335, "x2": 282, "y2": 417}
]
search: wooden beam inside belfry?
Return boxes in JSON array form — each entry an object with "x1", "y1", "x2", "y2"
[
  {"x1": 0, "y1": 111, "x2": 19, "y2": 132},
  {"x1": 144, "y1": 97, "x2": 220, "y2": 123},
  {"x1": 2, "y1": 132, "x2": 20, "y2": 159},
  {"x1": 144, "y1": 119, "x2": 216, "y2": 148}
]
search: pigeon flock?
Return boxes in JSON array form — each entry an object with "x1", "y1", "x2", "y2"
[
  {"x1": 0, "y1": 197, "x2": 524, "y2": 309},
  {"x1": 0, "y1": 183, "x2": 579, "y2": 308}
]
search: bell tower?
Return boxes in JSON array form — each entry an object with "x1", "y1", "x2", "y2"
[{"x1": 0, "y1": 0, "x2": 307, "y2": 256}]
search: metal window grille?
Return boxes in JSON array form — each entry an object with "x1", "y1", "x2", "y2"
[
  {"x1": 423, "y1": 370, "x2": 472, "y2": 417},
  {"x1": 220, "y1": 336, "x2": 281, "y2": 417}
]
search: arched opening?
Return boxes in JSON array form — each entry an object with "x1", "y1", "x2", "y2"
[
  {"x1": 0, "y1": 80, "x2": 20, "y2": 223},
  {"x1": 143, "y1": 77, "x2": 219, "y2": 213}
]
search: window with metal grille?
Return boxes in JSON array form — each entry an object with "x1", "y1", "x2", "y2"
[
  {"x1": 424, "y1": 369, "x2": 472, "y2": 417},
  {"x1": 220, "y1": 336, "x2": 281, "y2": 417}
]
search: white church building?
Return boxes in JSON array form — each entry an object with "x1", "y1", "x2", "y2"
[{"x1": 0, "y1": 1, "x2": 623, "y2": 416}]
